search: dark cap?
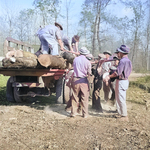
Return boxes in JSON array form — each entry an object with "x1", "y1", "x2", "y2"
[
  {"x1": 74, "y1": 35, "x2": 80, "y2": 42},
  {"x1": 55, "y1": 22, "x2": 63, "y2": 30}
]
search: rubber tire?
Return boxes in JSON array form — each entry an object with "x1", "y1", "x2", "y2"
[
  {"x1": 13, "y1": 87, "x2": 24, "y2": 103},
  {"x1": 6, "y1": 77, "x2": 15, "y2": 102}
]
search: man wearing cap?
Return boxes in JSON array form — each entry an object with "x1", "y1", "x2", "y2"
[
  {"x1": 104, "y1": 45, "x2": 132, "y2": 121},
  {"x1": 100, "y1": 51, "x2": 112, "y2": 102},
  {"x1": 37, "y1": 22, "x2": 64, "y2": 55},
  {"x1": 70, "y1": 47, "x2": 91, "y2": 118}
]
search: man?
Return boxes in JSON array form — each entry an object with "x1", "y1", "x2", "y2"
[
  {"x1": 101, "y1": 51, "x2": 112, "y2": 102},
  {"x1": 60, "y1": 32, "x2": 73, "y2": 52},
  {"x1": 71, "y1": 35, "x2": 80, "y2": 53},
  {"x1": 104, "y1": 45, "x2": 132, "y2": 121},
  {"x1": 70, "y1": 47, "x2": 91, "y2": 118},
  {"x1": 37, "y1": 22, "x2": 64, "y2": 55},
  {"x1": 109, "y1": 54, "x2": 120, "y2": 103}
]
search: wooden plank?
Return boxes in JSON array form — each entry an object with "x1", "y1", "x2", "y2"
[
  {"x1": 3, "y1": 37, "x2": 33, "y2": 55},
  {"x1": 0, "y1": 68, "x2": 66, "y2": 77},
  {"x1": 6, "y1": 37, "x2": 32, "y2": 47}
]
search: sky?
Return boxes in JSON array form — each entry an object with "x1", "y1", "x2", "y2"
[
  {"x1": 0, "y1": 0, "x2": 85, "y2": 35},
  {"x1": 0, "y1": 0, "x2": 136, "y2": 38},
  {"x1": 0, "y1": 0, "x2": 34, "y2": 12},
  {"x1": 0, "y1": 0, "x2": 131, "y2": 19}
]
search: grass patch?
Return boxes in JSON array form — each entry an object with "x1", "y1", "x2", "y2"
[
  {"x1": 127, "y1": 84, "x2": 150, "y2": 105},
  {"x1": 0, "y1": 75, "x2": 11, "y2": 105},
  {"x1": 130, "y1": 75, "x2": 150, "y2": 92}
]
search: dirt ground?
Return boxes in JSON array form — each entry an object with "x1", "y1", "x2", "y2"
[{"x1": 0, "y1": 73, "x2": 150, "y2": 150}]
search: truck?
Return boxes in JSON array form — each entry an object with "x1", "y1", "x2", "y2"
[{"x1": 0, "y1": 37, "x2": 71, "y2": 104}]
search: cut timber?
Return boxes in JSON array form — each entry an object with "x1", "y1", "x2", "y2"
[
  {"x1": 61, "y1": 52, "x2": 75, "y2": 64},
  {"x1": 38, "y1": 54, "x2": 66, "y2": 69},
  {"x1": 6, "y1": 50, "x2": 37, "y2": 59},
  {"x1": 2, "y1": 57, "x2": 37, "y2": 69}
]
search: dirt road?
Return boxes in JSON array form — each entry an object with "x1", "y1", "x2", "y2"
[{"x1": 0, "y1": 73, "x2": 150, "y2": 150}]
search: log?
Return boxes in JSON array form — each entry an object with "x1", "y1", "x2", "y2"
[
  {"x1": 61, "y1": 52, "x2": 75, "y2": 64},
  {"x1": 2, "y1": 57, "x2": 37, "y2": 69},
  {"x1": 6, "y1": 50, "x2": 37, "y2": 59},
  {"x1": 38, "y1": 54, "x2": 66, "y2": 69}
]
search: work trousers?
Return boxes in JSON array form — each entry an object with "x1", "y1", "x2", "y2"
[
  {"x1": 92, "y1": 76, "x2": 103, "y2": 112},
  {"x1": 71, "y1": 77, "x2": 89, "y2": 117},
  {"x1": 103, "y1": 80, "x2": 110, "y2": 101},
  {"x1": 110, "y1": 81, "x2": 116, "y2": 101},
  {"x1": 115, "y1": 79, "x2": 129, "y2": 116},
  {"x1": 38, "y1": 34, "x2": 58, "y2": 55}
]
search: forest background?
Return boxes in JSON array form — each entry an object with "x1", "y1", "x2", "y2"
[{"x1": 0, "y1": 0, "x2": 150, "y2": 72}]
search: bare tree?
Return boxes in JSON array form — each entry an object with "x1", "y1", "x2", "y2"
[
  {"x1": 80, "y1": 0, "x2": 111, "y2": 56},
  {"x1": 33, "y1": 0, "x2": 61, "y2": 25},
  {"x1": 79, "y1": 6, "x2": 94, "y2": 47},
  {"x1": 64, "y1": 0, "x2": 72, "y2": 36},
  {"x1": 145, "y1": 0, "x2": 150, "y2": 70},
  {"x1": 121, "y1": 0, "x2": 145, "y2": 70},
  {"x1": 0, "y1": 0, "x2": 19, "y2": 37}
]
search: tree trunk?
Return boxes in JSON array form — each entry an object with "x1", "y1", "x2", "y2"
[
  {"x1": 2, "y1": 57, "x2": 37, "y2": 68},
  {"x1": 38, "y1": 54, "x2": 66, "y2": 69},
  {"x1": 92, "y1": 15, "x2": 98, "y2": 56}
]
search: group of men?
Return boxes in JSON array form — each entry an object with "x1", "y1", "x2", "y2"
[
  {"x1": 64, "y1": 45, "x2": 132, "y2": 122},
  {"x1": 36, "y1": 22, "x2": 132, "y2": 122},
  {"x1": 35, "y1": 22, "x2": 80, "y2": 56}
]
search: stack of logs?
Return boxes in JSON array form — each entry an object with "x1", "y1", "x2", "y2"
[{"x1": 2, "y1": 50, "x2": 75, "y2": 69}]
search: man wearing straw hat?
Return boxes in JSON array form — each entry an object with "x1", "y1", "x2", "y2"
[{"x1": 70, "y1": 47, "x2": 91, "y2": 118}]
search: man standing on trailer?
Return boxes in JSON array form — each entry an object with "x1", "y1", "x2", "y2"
[{"x1": 37, "y1": 22, "x2": 64, "y2": 55}]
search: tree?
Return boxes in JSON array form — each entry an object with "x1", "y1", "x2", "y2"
[
  {"x1": 0, "y1": 0, "x2": 19, "y2": 37},
  {"x1": 64, "y1": 0, "x2": 73, "y2": 36},
  {"x1": 79, "y1": 5, "x2": 94, "y2": 47},
  {"x1": 121, "y1": 0, "x2": 145, "y2": 70},
  {"x1": 79, "y1": 0, "x2": 112, "y2": 56},
  {"x1": 33, "y1": 0, "x2": 61, "y2": 25},
  {"x1": 145, "y1": 0, "x2": 150, "y2": 70}
]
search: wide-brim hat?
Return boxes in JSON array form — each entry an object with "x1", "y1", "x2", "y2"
[
  {"x1": 117, "y1": 45, "x2": 130, "y2": 54},
  {"x1": 55, "y1": 22, "x2": 63, "y2": 30},
  {"x1": 79, "y1": 47, "x2": 90, "y2": 55},
  {"x1": 103, "y1": 51, "x2": 112, "y2": 56}
]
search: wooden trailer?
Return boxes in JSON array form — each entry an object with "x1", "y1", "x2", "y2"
[{"x1": 0, "y1": 37, "x2": 71, "y2": 103}]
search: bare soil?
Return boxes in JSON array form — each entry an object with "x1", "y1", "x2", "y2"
[{"x1": 0, "y1": 73, "x2": 150, "y2": 150}]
